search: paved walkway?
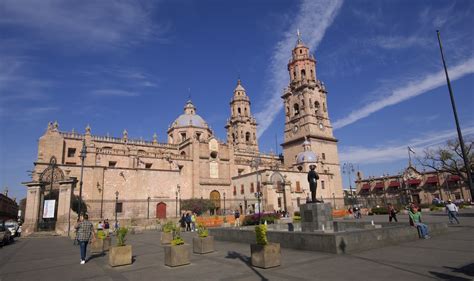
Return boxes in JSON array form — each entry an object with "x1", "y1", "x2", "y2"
[{"x1": 0, "y1": 210, "x2": 473, "y2": 281}]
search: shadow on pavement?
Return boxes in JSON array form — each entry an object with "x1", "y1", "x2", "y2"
[
  {"x1": 445, "y1": 263, "x2": 474, "y2": 277},
  {"x1": 225, "y1": 251, "x2": 269, "y2": 281}
]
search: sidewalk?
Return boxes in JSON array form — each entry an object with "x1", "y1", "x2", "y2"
[{"x1": 0, "y1": 210, "x2": 473, "y2": 281}]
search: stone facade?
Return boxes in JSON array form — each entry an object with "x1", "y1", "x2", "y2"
[
  {"x1": 355, "y1": 166, "x2": 472, "y2": 207},
  {"x1": 22, "y1": 34, "x2": 344, "y2": 235}
]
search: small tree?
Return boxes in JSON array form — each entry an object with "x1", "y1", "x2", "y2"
[
  {"x1": 180, "y1": 198, "x2": 216, "y2": 215},
  {"x1": 418, "y1": 138, "x2": 473, "y2": 183}
]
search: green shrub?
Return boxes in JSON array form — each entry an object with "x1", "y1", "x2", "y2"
[
  {"x1": 294, "y1": 211, "x2": 301, "y2": 217},
  {"x1": 370, "y1": 207, "x2": 388, "y2": 215},
  {"x1": 242, "y1": 213, "x2": 281, "y2": 226},
  {"x1": 197, "y1": 223, "x2": 209, "y2": 238},
  {"x1": 293, "y1": 216, "x2": 301, "y2": 222},
  {"x1": 223, "y1": 216, "x2": 228, "y2": 223},
  {"x1": 171, "y1": 227, "x2": 184, "y2": 246},
  {"x1": 162, "y1": 221, "x2": 175, "y2": 233},
  {"x1": 180, "y1": 198, "x2": 216, "y2": 215},
  {"x1": 255, "y1": 224, "x2": 268, "y2": 245},
  {"x1": 116, "y1": 227, "x2": 128, "y2": 246}
]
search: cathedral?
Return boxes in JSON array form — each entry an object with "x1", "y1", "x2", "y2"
[{"x1": 22, "y1": 34, "x2": 344, "y2": 236}]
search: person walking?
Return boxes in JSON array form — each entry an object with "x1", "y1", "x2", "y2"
[
  {"x1": 191, "y1": 213, "x2": 197, "y2": 232},
  {"x1": 234, "y1": 209, "x2": 241, "y2": 227},
  {"x1": 387, "y1": 203, "x2": 398, "y2": 223},
  {"x1": 179, "y1": 213, "x2": 186, "y2": 231},
  {"x1": 445, "y1": 199, "x2": 460, "y2": 224},
  {"x1": 408, "y1": 205, "x2": 430, "y2": 239},
  {"x1": 185, "y1": 213, "x2": 192, "y2": 232},
  {"x1": 75, "y1": 214, "x2": 96, "y2": 264}
]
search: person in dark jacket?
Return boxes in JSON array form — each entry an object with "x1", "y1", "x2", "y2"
[
  {"x1": 185, "y1": 213, "x2": 192, "y2": 231},
  {"x1": 180, "y1": 214, "x2": 186, "y2": 231}
]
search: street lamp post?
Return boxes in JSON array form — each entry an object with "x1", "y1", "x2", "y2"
[
  {"x1": 243, "y1": 196, "x2": 247, "y2": 215},
  {"x1": 147, "y1": 196, "x2": 151, "y2": 219},
  {"x1": 342, "y1": 163, "x2": 356, "y2": 207},
  {"x1": 223, "y1": 192, "x2": 226, "y2": 216},
  {"x1": 175, "y1": 185, "x2": 180, "y2": 217},
  {"x1": 255, "y1": 191, "x2": 263, "y2": 224},
  {"x1": 78, "y1": 140, "x2": 87, "y2": 218},
  {"x1": 115, "y1": 191, "x2": 119, "y2": 229},
  {"x1": 97, "y1": 182, "x2": 103, "y2": 219}
]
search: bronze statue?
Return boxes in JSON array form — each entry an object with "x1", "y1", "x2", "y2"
[{"x1": 307, "y1": 165, "x2": 320, "y2": 203}]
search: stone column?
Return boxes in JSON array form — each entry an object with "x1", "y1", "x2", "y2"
[
  {"x1": 56, "y1": 179, "x2": 75, "y2": 236},
  {"x1": 23, "y1": 183, "x2": 42, "y2": 236}
]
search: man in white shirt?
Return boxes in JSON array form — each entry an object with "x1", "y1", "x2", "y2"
[{"x1": 445, "y1": 200, "x2": 460, "y2": 224}]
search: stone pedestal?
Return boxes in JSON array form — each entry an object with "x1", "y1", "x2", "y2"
[{"x1": 300, "y1": 203, "x2": 333, "y2": 232}]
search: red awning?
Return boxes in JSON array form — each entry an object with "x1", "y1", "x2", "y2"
[
  {"x1": 361, "y1": 183, "x2": 371, "y2": 190},
  {"x1": 407, "y1": 179, "x2": 421, "y2": 185},
  {"x1": 374, "y1": 182, "x2": 384, "y2": 189},
  {"x1": 425, "y1": 176, "x2": 438, "y2": 184},
  {"x1": 388, "y1": 181, "x2": 400, "y2": 187},
  {"x1": 448, "y1": 175, "x2": 461, "y2": 182}
]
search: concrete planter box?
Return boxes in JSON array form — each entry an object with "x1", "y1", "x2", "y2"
[
  {"x1": 109, "y1": 245, "x2": 132, "y2": 267},
  {"x1": 193, "y1": 236, "x2": 214, "y2": 254},
  {"x1": 161, "y1": 232, "x2": 173, "y2": 245},
  {"x1": 164, "y1": 244, "x2": 191, "y2": 267},
  {"x1": 251, "y1": 243, "x2": 281, "y2": 269},
  {"x1": 90, "y1": 237, "x2": 112, "y2": 253}
]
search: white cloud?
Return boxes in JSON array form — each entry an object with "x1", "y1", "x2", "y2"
[
  {"x1": 339, "y1": 126, "x2": 474, "y2": 164},
  {"x1": 0, "y1": 0, "x2": 166, "y2": 49},
  {"x1": 333, "y1": 57, "x2": 474, "y2": 129},
  {"x1": 371, "y1": 35, "x2": 429, "y2": 49},
  {"x1": 91, "y1": 89, "x2": 139, "y2": 97},
  {"x1": 254, "y1": 0, "x2": 344, "y2": 137}
]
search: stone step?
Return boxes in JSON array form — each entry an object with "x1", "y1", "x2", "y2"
[{"x1": 26, "y1": 231, "x2": 61, "y2": 238}]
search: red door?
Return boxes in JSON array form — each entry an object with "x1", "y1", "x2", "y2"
[{"x1": 156, "y1": 202, "x2": 167, "y2": 219}]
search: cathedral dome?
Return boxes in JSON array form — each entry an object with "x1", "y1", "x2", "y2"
[
  {"x1": 296, "y1": 150, "x2": 317, "y2": 164},
  {"x1": 171, "y1": 100, "x2": 208, "y2": 129},
  {"x1": 296, "y1": 138, "x2": 317, "y2": 164}
]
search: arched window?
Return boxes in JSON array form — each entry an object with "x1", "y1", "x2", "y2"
[
  {"x1": 232, "y1": 133, "x2": 236, "y2": 143},
  {"x1": 245, "y1": 132, "x2": 251, "y2": 143},
  {"x1": 314, "y1": 101, "x2": 320, "y2": 114},
  {"x1": 301, "y1": 69, "x2": 306, "y2": 80},
  {"x1": 310, "y1": 69, "x2": 314, "y2": 78},
  {"x1": 244, "y1": 107, "x2": 247, "y2": 116},
  {"x1": 293, "y1": 103, "x2": 300, "y2": 116},
  {"x1": 238, "y1": 107, "x2": 241, "y2": 115},
  {"x1": 293, "y1": 71, "x2": 296, "y2": 80},
  {"x1": 180, "y1": 151, "x2": 186, "y2": 156}
]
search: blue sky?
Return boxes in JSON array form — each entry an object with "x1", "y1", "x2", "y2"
[{"x1": 1, "y1": 0, "x2": 473, "y2": 200}]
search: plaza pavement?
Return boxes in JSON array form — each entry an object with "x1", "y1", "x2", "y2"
[{"x1": 0, "y1": 209, "x2": 473, "y2": 281}]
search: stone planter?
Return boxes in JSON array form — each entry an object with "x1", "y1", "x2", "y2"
[
  {"x1": 164, "y1": 244, "x2": 191, "y2": 267},
  {"x1": 251, "y1": 243, "x2": 281, "y2": 269},
  {"x1": 193, "y1": 236, "x2": 214, "y2": 254},
  {"x1": 109, "y1": 245, "x2": 132, "y2": 267},
  {"x1": 161, "y1": 232, "x2": 173, "y2": 245}
]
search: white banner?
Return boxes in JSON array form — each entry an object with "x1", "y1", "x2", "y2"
[{"x1": 43, "y1": 200, "x2": 56, "y2": 218}]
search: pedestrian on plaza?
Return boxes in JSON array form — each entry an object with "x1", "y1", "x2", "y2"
[
  {"x1": 408, "y1": 205, "x2": 430, "y2": 239},
  {"x1": 104, "y1": 219, "x2": 110, "y2": 235},
  {"x1": 387, "y1": 203, "x2": 398, "y2": 223},
  {"x1": 75, "y1": 214, "x2": 96, "y2": 264},
  {"x1": 234, "y1": 209, "x2": 241, "y2": 227},
  {"x1": 445, "y1": 199, "x2": 460, "y2": 224},
  {"x1": 97, "y1": 220, "x2": 104, "y2": 230},
  {"x1": 191, "y1": 213, "x2": 197, "y2": 232},
  {"x1": 180, "y1": 213, "x2": 186, "y2": 231},
  {"x1": 185, "y1": 213, "x2": 192, "y2": 231}
]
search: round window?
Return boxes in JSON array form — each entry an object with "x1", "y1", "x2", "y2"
[{"x1": 210, "y1": 151, "x2": 218, "y2": 158}]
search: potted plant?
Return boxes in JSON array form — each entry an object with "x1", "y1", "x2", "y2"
[
  {"x1": 250, "y1": 224, "x2": 280, "y2": 268},
  {"x1": 222, "y1": 216, "x2": 230, "y2": 227},
  {"x1": 91, "y1": 229, "x2": 111, "y2": 254},
  {"x1": 164, "y1": 228, "x2": 191, "y2": 267},
  {"x1": 161, "y1": 221, "x2": 174, "y2": 245},
  {"x1": 193, "y1": 223, "x2": 214, "y2": 254},
  {"x1": 109, "y1": 227, "x2": 132, "y2": 267}
]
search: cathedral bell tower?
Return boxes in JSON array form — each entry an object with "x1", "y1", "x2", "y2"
[
  {"x1": 281, "y1": 32, "x2": 338, "y2": 170},
  {"x1": 225, "y1": 79, "x2": 259, "y2": 152}
]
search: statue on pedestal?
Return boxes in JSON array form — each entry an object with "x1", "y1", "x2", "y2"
[{"x1": 307, "y1": 165, "x2": 320, "y2": 203}]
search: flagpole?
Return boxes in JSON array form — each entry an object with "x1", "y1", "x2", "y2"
[{"x1": 437, "y1": 30, "x2": 473, "y2": 201}]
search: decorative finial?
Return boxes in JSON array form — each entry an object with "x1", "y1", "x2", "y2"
[
  {"x1": 297, "y1": 29, "x2": 302, "y2": 44},
  {"x1": 85, "y1": 124, "x2": 91, "y2": 135},
  {"x1": 123, "y1": 129, "x2": 128, "y2": 140},
  {"x1": 153, "y1": 133, "x2": 158, "y2": 144},
  {"x1": 52, "y1": 120, "x2": 59, "y2": 131}
]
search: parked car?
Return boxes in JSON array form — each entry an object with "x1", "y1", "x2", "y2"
[
  {"x1": 0, "y1": 223, "x2": 12, "y2": 246},
  {"x1": 5, "y1": 221, "x2": 19, "y2": 237}
]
